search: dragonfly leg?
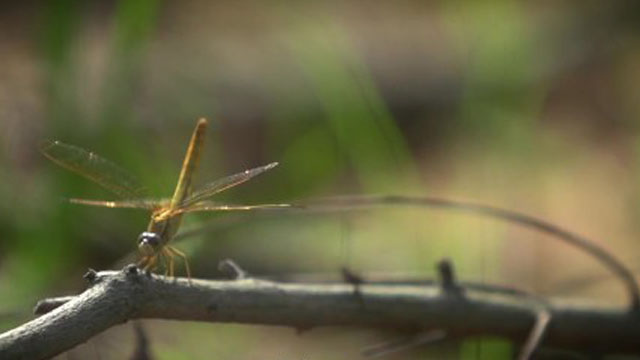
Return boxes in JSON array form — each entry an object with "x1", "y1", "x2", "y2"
[
  {"x1": 137, "y1": 256, "x2": 148, "y2": 269},
  {"x1": 168, "y1": 251, "x2": 175, "y2": 278},
  {"x1": 159, "y1": 251, "x2": 169, "y2": 276},
  {"x1": 162, "y1": 247, "x2": 176, "y2": 278},
  {"x1": 143, "y1": 255, "x2": 158, "y2": 272},
  {"x1": 167, "y1": 246, "x2": 191, "y2": 284},
  {"x1": 138, "y1": 255, "x2": 157, "y2": 272}
]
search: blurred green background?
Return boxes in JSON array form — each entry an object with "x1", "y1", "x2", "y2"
[{"x1": 2, "y1": 0, "x2": 640, "y2": 358}]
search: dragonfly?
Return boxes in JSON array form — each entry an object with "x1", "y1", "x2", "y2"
[{"x1": 41, "y1": 118, "x2": 289, "y2": 278}]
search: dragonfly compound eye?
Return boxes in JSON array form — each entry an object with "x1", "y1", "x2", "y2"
[{"x1": 138, "y1": 232, "x2": 161, "y2": 247}]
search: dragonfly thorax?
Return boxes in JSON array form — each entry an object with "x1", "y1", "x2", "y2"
[
  {"x1": 138, "y1": 231, "x2": 162, "y2": 256},
  {"x1": 152, "y1": 209, "x2": 174, "y2": 222}
]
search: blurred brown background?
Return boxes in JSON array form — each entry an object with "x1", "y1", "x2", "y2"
[{"x1": 1, "y1": 1, "x2": 640, "y2": 358}]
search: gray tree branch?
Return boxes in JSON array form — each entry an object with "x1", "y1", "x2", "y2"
[{"x1": 0, "y1": 265, "x2": 638, "y2": 360}]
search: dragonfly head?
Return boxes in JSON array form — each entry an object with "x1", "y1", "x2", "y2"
[{"x1": 138, "y1": 231, "x2": 161, "y2": 256}]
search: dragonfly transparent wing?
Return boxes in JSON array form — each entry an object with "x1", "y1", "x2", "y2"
[
  {"x1": 177, "y1": 162, "x2": 279, "y2": 210},
  {"x1": 69, "y1": 198, "x2": 168, "y2": 210},
  {"x1": 41, "y1": 140, "x2": 147, "y2": 199},
  {"x1": 175, "y1": 200, "x2": 291, "y2": 215}
]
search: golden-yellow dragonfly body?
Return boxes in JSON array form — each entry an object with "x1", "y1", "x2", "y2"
[{"x1": 41, "y1": 118, "x2": 287, "y2": 278}]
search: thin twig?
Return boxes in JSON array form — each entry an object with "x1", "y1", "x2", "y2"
[
  {"x1": 264, "y1": 271, "x2": 541, "y2": 298},
  {"x1": 217, "y1": 259, "x2": 249, "y2": 280},
  {"x1": 129, "y1": 321, "x2": 153, "y2": 360},
  {"x1": 437, "y1": 258, "x2": 464, "y2": 297},
  {"x1": 341, "y1": 266, "x2": 365, "y2": 304},
  {"x1": 361, "y1": 330, "x2": 447, "y2": 358},
  {"x1": 518, "y1": 308, "x2": 551, "y2": 360},
  {"x1": 33, "y1": 296, "x2": 76, "y2": 316}
]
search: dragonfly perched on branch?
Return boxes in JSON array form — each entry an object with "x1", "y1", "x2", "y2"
[
  {"x1": 41, "y1": 118, "x2": 289, "y2": 278},
  {"x1": 41, "y1": 119, "x2": 640, "y2": 309}
]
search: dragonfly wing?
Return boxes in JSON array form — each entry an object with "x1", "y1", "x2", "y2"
[
  {"x1": 41, "y1": 140, "x2": 146, "y2": 199},
  {"x1": 69, "y1": 198, "x2": 168, "y2": 210},
  {"x1": 176, "y1": 200, "x2": 291, "y2": 214},
  {"x1": 178, "y1": 162, "x2": 279, "y2": 209}
]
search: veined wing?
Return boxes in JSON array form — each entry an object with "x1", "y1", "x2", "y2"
[
  {"x1": 174, "y1": 200, "x2": 291, "y2": 215},
  {"x1": 177, "y1": 162, "x2": 279, "y2": 210},
  {"x1": 69, "y1": 198, "x2": 168, "y2": 210},
  {"x1": 41, "y1": 140, "x2": 146, "y2": 199}
]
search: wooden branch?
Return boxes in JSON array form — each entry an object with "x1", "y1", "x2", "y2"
[{"x1": 1, "y1": 265, "x2": 639, "y2": 360}]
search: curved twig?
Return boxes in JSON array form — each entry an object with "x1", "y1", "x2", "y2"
[
  {"x1": 172, "y1": 194, "x2": 639, "y2": 310},
  {"x1": 294, "y1": 195, "x2": 640, "y2": 310}
]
